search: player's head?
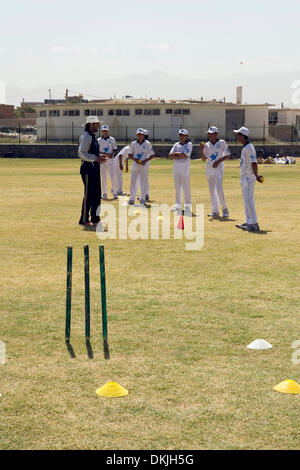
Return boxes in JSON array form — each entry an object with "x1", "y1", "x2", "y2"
[
  {"x1": 101, "y1": 124, "x2": 110, "y2": 138},
  {"x1": 234, "y1": 127, "x2": 250, "y2": 145},
  {"x1": 143, "y1": 129, "x2": 149, "y2": 140},
  {"x1": 178, "y1": 129, "x2": 189, "y2": 144},
  {"x1": 136, "y1": 128, "x2": 145, "y2": 144},
  {"x1": 85, "y1": 116, "x2": 100, "y2": 133},
  {"x1": 207, "y1": 126, "x2": 219, "y2": 143}
]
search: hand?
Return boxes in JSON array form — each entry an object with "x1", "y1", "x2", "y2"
[
  {"x1": 125, "y1": 167, "x2": 128, "y2": 173},
  {"x1": 96, "y1": 155, "x2": 106, "y2": 163},
  {"x1": 257, "y1": 175, "x2": 264, "y2": 183},
  {"x1": 213, "y1": 161, "x2": 219, "y2": 168},
  {"x1": 119, "y1": 164, "x2": 124, "y2": 171}
]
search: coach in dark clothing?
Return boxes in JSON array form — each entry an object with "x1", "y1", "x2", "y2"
[{"x1": 78, "y1": 116, "x2": 105, "y2": 226}]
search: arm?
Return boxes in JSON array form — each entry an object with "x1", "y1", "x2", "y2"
[
  {"x1": 119, "y1": 154, "x2": 123, "y2": 171},
  {"x1": 172, "y1": 152, "x2": 189, "y2": 160},
  {"x1": 78, "y1": 134, "x2": 97, "y2": 162},
  {"x1": 200, "y1": 142, "x2": 207, "y2": 161},
  {"x1": 213, "y1": 154, "x2": 230, "y2": 168},
  {"x1": 251, "y1": 162, "x2": 263, "y2": 183},
  {"x1": 141, "y1": 154, "x2": 156, "y2": 165}
]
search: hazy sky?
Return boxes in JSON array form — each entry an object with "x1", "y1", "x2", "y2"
[{"x1": 1, "y1": 0, "x2": 300, "y2": 98}]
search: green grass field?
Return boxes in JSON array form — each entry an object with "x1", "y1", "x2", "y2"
[{"x1": 0, "y1": 157, "x2": 300, "y2": 450}]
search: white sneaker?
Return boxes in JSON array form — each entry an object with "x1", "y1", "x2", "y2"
[
  {"x1": 102, "y1": 194, "x2": 108, "y2": 200},
  {"x1": 184, "y1": 208, "x2": 193, "y2": 217}
]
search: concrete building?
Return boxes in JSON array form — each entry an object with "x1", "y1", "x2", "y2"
[
  {"x1": 269, "y1": 108, "x2": 300, "y2": 141},
  {"x1": 34, "y1": 88, "x2": 270, "y2": 142}
]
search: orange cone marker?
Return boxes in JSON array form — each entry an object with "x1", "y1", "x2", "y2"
[{"x1": 177, "y1": 215, "x2": 184, "y2": 230}]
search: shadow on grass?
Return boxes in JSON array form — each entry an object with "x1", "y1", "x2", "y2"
[
  {"x1": 208, "y1": 217, "x2": 237, "y2": 222},
  {"x1": 66, "y1": 341, "x2": 76, "y2": 359},
  {"x1": 247, "y1": 230, "x2": 271, "y2": 235},
  {"x1": 86, "y1": 340, "x2": 94, "y2": 360}
]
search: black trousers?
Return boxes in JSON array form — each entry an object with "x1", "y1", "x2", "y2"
[{"x1": 79, "y1": 161, "x2": 101, "y2": 224}]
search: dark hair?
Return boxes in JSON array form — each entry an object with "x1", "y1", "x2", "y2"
[{"x1": 85, "y1": 123, "x2": 90, "y2": 132}]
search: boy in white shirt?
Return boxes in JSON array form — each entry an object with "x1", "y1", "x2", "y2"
[
  {"x1": 234, "y1": 127, "x2": 264, "y2": 232},
  {"x1": 169, "y1": 129, "x2": 193, "y2": 215},
  {"x1": 127, "y1": 129, "x2": 156, "y2": 207},
  {"x1": 112, "y1": 145, "x2": 129, "y2": 197},
  {"x1": 98, "y1": 125, "x2": 117, "y2": 200},
  {"x1": 201, "y1": 126, "x2": 230, "y2": 218}
]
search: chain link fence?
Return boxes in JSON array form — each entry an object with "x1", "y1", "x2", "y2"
[{"x1": 0, "y1": 123, "x2": 300, "y2": 145}]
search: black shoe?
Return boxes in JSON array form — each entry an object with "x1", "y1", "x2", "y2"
[
  {"x1": 145, "y1": 194, "x2": 150, "y2": 201},
  {"x1": 236, "y1": 223, "x2": 247, "y2": 230}
]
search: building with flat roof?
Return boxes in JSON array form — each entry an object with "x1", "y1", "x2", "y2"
[{"x1": 34, "y1": 87, "x2": 271, "y2": 142}]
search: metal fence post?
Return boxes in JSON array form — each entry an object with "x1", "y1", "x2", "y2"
[
  {"x1": 291, "y1": 124, "x2": 294, "y2": 145},
  {"x1": 72, "y1": 121, "x2": 74, "y2": 144},
  {"x1": 125, "y1": 124, "x2": 128, "y2": 144},
  {"x1": 263, "y1": 122, "x2": 266, "y2": 144},
  {"x1": 45, "y1": 122, "x2": 48, "y2": 144},
  {"x1": 18, "y1": 123, "x2": 21, "y2": 144},
  {"x1": 153, "y1": 122, "x2": 155, "y2": 142}
]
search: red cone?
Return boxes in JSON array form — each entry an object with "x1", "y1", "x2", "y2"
[{"x1": 177, "y1": 215, "x2": 184, "y2": 230}]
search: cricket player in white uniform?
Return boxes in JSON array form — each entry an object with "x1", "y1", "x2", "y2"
[
  {"x1": 128, "y1": 128, "x2": 156, "y2": 206},
  {"x1": 234, "y1": 127, "x2": 264, "y2": 232},
  {"x1": 169, "y1": 129, "x2": 193, "y2": 215},
  {"x1": 98, "y1": 125, "x2": 118, "y2": 200},
  {"x1": 201, "y1": 126, "x2": 230, "y2": 218},
  {"x1": 112, "y1": 145, "x2": 130, "y2": 197}
]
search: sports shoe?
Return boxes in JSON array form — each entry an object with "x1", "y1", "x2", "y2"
[
  {"x1": 247, "y1": 223, "x2": 260, "y2": 232},
  {"x1": 102, "y1": 194, "x2": 108, "y2": 200},
  {"x1": 236, "y1": 223, "x2": 247, "y2": 230},
  {"x1": 145, "y1": 194, "x2": 150, "y2": 201},
  {"x1": 171, "y1": 206, "x2": 181, "y2": 212},
  {"x1": 184, "y1": 207, "x2": 193, "y2": 217},
  {"x1": 127, "y1": 200, "x2": 134, "y2": 206},
  {"x1": 208, "y1": 212, "x2": 219, "y2": 218},
  {"x1": 113, "y1": 194, "x2": 118, "y2": 200},
  {"x1": 117, "y1": 191, "x2": 127, "y2": 196},
  {"x1": 222, "y1": 209, "x2": 229, "y2": 218}
]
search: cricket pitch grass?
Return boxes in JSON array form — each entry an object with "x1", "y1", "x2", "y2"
[{"x1": 0, "y1": 158, "x2": 299, "y2": 450}]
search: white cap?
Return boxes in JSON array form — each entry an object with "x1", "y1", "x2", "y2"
[
  {"x1": 101, "y1": 124, "x2": 109, "y2": 131},
  {"x1": 136, "y1": 128, "x2": 145, "y2": 135},
  {"x1": 233, "y1": 127, "x2": 250, "y2": 137},
  {"x1": 207, "y1": 126, "x2": 219, "y2": 134},
  {"x1": 179, "y1": 128, "x2": 189, "y2": 135},
  {"x1": 143, "y1": 129, "x2": 149, "y2": 135},
  {"x1": 85, "y1": 116, "x2": 100, "y2": 125}
]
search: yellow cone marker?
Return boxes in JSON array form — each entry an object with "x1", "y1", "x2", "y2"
[
  {"x1": 157, "y1": 216, "x2": 163, "y2": 221},
  {"x1": 96, "y1": 381, "x2": 129, "y2": 398},
  {"x1": 135, "y1": 210, "x2": 141, "y2": 215},
  {"x1": 274, "y1": 379, "x2": 300, "y2": 395}
]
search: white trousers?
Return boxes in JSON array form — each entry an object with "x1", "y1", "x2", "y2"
[
  {"x1": 112, "y1": 157, "x2": 123, "y2": 195},
  {"x1": 206, "y1": 169, "x2": 228, "y2": 214},
  {"x1": 130, "y1": 164, "x2": 148, "y2": 203},
  {"x1": 100, "y1": 159, "x2": 115, "y2": 196},
  {"x1": 173, "y1": 170, "x2": 191, "y2": 210},
  {"x1": 138, "y1": 162, "x2": 150, "y2": 196},
  {"x1": 241, "y1": 175, "x2": 257, "y2": 225}
]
